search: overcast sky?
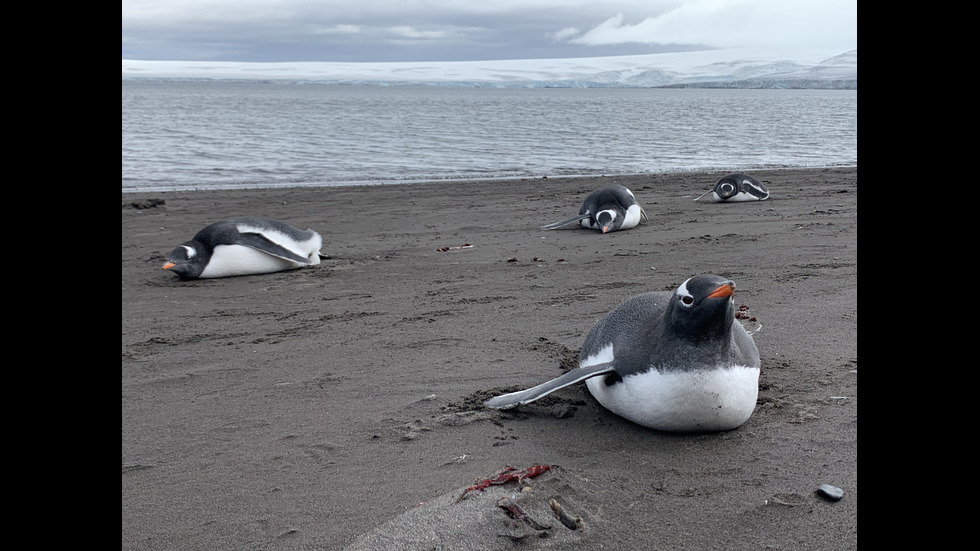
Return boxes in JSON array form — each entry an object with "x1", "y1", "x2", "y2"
[{"x1": 121, "y1": 0, "x2": 857, "y2": 63}]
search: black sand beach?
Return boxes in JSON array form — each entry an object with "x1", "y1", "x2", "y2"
[{"x1": 122, "y1": 167, "x2": 857, "y2": 550}]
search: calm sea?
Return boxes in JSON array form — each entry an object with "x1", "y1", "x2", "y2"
[{"x1": 121, "y1": 81, "x2": 857, "y2": 192}]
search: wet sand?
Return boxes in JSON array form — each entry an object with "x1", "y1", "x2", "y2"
[{"x1": 122, "y1": 167, "x2": 857, "y2": 550}]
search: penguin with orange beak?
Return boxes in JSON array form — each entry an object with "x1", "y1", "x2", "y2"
[
  {"x1": 541, "y1": 184, "x2": 647, "y2": 233},
  {"x1": 485, "y1": 274, "x2": 761, "y2": 432},
  {"x1": 162, "y1": 216, "x2": 325, "y2": 280}
]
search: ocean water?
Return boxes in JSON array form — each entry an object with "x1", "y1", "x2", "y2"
[{"x1": 121, "y1": 81, "x2": 857, "y2": 192}]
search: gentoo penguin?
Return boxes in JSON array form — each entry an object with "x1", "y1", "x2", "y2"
[
  {"x1": 162, "y1": 216, "x2": 326, "y2": 280},
  {"x1": 696, "y1": 173, "x2": 769, "y2": 202},
  {"x1": 485, "y1": 274, "x2": 761, "y2": 432},
  {"x1": 541, "y1": 184, "x2": 648, "y2": 233}
]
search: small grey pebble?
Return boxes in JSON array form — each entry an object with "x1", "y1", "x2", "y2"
[{"x1": 816, "y1": 484, "x2": 844, "y2": 501}]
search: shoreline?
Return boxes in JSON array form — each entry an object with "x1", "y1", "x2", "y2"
[
  {"x1": 122, "y1": 164, "x2": 858, "y2": 194},
  {"x1": 123, "y1": 167, "x2": 857, "y2": 550}
]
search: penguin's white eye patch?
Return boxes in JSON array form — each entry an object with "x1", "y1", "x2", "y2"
[{"x1": 677, "y1": 278, "x2": 694, "y2": 306}]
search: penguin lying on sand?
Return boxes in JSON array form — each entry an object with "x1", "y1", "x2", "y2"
[
  {"x1": 695, "y1": 173, "x2": 770, "y2": 202},
  {"x1": 485, "y1": 274, "x2": 761, "y2": 432},
  {"x1": 163, "y1": 216, "x2": 326, "y2": 279},
  {"x1": 541, "y1": 184, "x2": 647, "y2": 233}
]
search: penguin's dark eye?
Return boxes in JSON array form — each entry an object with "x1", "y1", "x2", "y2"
[{"x1": 681, "y1": 295, "x2": 694, "y2": 305}]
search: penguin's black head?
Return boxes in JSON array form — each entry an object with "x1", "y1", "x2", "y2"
[
  {"x1": 162, "y1": 242, "x2": 206, "y2": 280},
  {"x1": 595, "y1": 208, "x2": 621, "y2": 233},
  {"x1": 715, "y1": 179, "x2": 738, "y2": 200},
  {"x1": 668, "y1": 274, "x2": 737, "y2": 341}
]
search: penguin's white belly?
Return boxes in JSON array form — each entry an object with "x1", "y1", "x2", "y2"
[
  {"x1": 200, "y1": 244, "x2": 307, "y2": 278},
  {"x1": 620, "y1": 204, "x2": 643, "y2": 228},
  {"x1": 711, "y1": 191, "x2": 756, "y2": 202},
  {"x1": 585, "y1": 365, "x2": 760, "y2": 432}
]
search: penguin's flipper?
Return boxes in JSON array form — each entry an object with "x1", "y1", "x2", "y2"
[
  {"x1": 236, "y1": 233, "x2": 314, "y2": 264},
  {"x1": 484, "y1": 362, "x2": 616, "y2": 409},
  {"x1": 692, "y1": 189, "x2": 713, "y2": 202},
  {"x1": 540, "y1": 213, "x2": 591, "y2": 230},
  {"x1": 742, "y1": 180, "x2": 770, "y2": 200}
]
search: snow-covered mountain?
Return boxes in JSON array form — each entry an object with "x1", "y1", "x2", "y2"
[{"x1": 122, "y1": 48, "x2": 856, "y2": 89}]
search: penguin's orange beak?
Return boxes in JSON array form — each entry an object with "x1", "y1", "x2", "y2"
[
  {"x1": 707, "y1": 283, "x2": 734, "y2": 298},
  {"x1": 162, "y1": 262, "x2": 176, "y2": 270},
  {"x1": 602, "y1": 225, "x2": 610, "y2": 233}
]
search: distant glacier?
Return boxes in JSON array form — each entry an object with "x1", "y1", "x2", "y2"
[{"x1": 122, "y1": 48, "x2": 856, "y2": 90}]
